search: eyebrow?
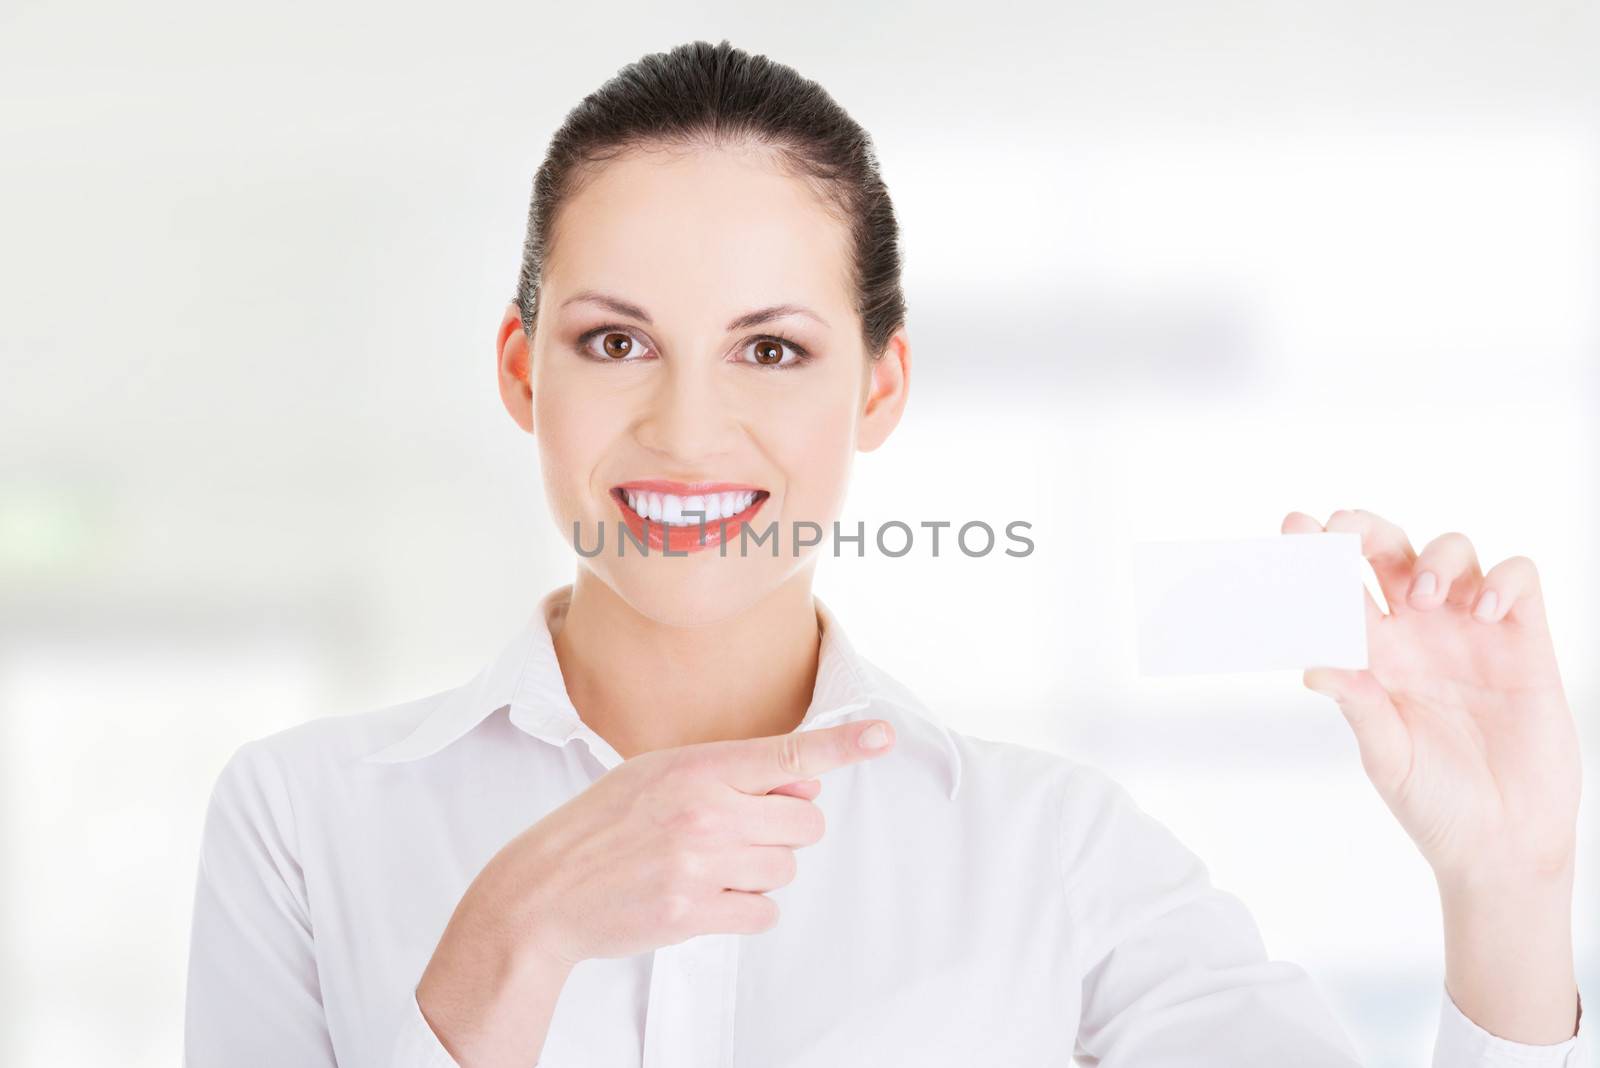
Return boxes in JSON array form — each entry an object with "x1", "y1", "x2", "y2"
[{"x1": 560, "y1": 290, "x2": 829, "y2": 332}]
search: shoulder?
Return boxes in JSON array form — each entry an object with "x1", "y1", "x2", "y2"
[
  {"x1": 948, "y1": 727, "x2": 1170, "y2": 860},
  {"x1": 937, "y1": 721, "x2": 1223, "y2": 967},
  {"x1": 946, "y1": 723, "x2": 1203, "y2": 892},
  {"x1": 202, "y1": 688, "x2": 450, "y2": 823},
  {"x1": 858, "y1": 655, "x2": 1202, "y2": 882}
]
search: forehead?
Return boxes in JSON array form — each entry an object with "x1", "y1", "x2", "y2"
[{"x1": 544, "y1": 144, "x2": 855, "y2": 323}]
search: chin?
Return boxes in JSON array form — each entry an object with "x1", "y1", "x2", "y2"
[{"x1": 599, "y1": 557, "x2": 779, "y2": 628}]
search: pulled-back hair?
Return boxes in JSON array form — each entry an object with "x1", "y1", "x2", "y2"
[{"x1": 514, "y1": 39, "x2": 906, "y2": 360}]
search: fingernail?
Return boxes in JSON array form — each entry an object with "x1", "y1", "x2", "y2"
[
  {"x1": 1410, "y1": 571, "x2": 1437, "y2": 602},
  {"x1": 858, "y1": 723, "x2": 889, "y2": 750},
  {"x1": 1474, "y1": 590, "x2": 1499, "y2": 622}
]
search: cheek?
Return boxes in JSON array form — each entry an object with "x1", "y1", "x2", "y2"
[
  {"x1": 532, "y1": 377, "x2": 617, "y2": 520},
  {"x1": 777, "y1": 387, "x2": 859, "y2": 519}
]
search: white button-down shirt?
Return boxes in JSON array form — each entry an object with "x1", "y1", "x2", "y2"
[{"x1": 185, "y1": 584, "x2": 1587, "y2": 1066}]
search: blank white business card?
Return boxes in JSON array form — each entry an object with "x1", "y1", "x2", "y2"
[{"x1": 1134, "y1": 532, "x2": 1369, "y2": 677}]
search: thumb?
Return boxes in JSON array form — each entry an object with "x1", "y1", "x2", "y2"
[
  {"x1": 768, "y1": 778, "x2": 822, "y2": 801},
  {"x1": 1304, "y1": 667, "x2": 1412, "y2": 796}
]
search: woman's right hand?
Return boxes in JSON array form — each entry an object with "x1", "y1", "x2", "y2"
[
  {"x1": 492, "y1": 715, "x2": 897, "y2": 966},
  {"x1": 416, "y1": 717, "x2": 897, "y2": 1066}
]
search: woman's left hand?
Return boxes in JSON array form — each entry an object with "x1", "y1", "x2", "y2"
[{"x1": 1281, "y1": 508, "x2": 1581, "y2": 889}]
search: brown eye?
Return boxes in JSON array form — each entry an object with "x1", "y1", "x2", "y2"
[
  {"x1": 576, "y1": 327, "x2": 653, "y2": 364},
  {"x1": 601, "y1": 332, "x2": 634, "y2": 359},
  {"x1": 742, "y1": 336, "x2": 808, "y2": 368}
]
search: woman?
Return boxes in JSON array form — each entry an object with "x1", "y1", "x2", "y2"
[{"x1": 184, "y1": 40, "x2": 1586, "y2": 1066}]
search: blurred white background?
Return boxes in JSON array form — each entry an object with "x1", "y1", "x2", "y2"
[{"x1": 2, "y1": 1, "x2": 1596, "y2": 1064}]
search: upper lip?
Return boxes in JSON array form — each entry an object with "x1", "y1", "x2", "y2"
[{"x1": 613, "y1": 479, "x2": 767, "y2": 495}]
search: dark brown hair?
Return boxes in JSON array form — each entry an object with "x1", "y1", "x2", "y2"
[{"x1": 513, "y1": 39, "x2": 906, "y2": 360}]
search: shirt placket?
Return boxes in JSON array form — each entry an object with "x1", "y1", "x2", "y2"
[
  {"x1": 641, "y1": 930, "x2": 739, "y2": 1068},
  {"x1": 514, "y1": 693, "x2": 863, "y2": 1067},
  {"x1": 629, "y1": 706, "x2": 859, "y2": 1066},
  {"x1": 553, "y1": 720, "x2": 741, "y2": 1066}
]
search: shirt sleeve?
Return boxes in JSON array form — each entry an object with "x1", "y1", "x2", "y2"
[
  {"x1": 1062, "y1": 765, "x2": 1367, "y2": 1066},
  {"x1": 184, "y1": 741, "x2": 338, "y2": 1067},
  {"x1": 391, "y1": 990, "x2": 465, "y2": 1067},
  {"x1": 184, "y1": 740, "x2": 465, "y2": 1068},
  {"x1": 1061, "y1": 766, "x2": 1591, "y2": 1067},
  {"x1": 1433, "y1": 982, "x2": 1588, "y2": 1067}
]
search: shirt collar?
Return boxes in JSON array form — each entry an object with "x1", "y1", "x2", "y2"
[{"x1": 363, "y1": 584, "x2": 963, "y2": 800}]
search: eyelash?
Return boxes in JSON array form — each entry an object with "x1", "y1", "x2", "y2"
[{"x1": 574, "y1": 325, "x2": 813, "y2": 370}]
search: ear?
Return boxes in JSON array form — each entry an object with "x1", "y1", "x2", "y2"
[
  {"x1": 856, "y1": 326, "x2": 910, "y2": 453},
  {"x1": 497, "y1": 302, "x2": 534, "y2": 434}
]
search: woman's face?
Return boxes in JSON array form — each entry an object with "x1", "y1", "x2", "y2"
[{"x1": 497, "y1": 143, "x2": 909, "y2": 626}]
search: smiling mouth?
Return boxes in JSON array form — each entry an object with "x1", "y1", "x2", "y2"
[{"x1": 610, "y1": 486, "x2": 771, "y2": 527}]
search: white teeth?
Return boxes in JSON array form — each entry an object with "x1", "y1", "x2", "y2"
[{"x1": 621, "y1": 489, "x2": 759, "y2": 526}]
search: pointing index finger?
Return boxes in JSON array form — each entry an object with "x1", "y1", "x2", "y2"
[{"x1": 715, "y1": 720, "x2": 896, "y2": 796}]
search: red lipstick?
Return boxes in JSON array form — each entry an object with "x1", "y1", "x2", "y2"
[{"x1": 610, "y1": 481, "x2": 770, "y2": 555}]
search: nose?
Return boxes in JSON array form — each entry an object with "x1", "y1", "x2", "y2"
[{"x1": 633, "y1": 357, "x2": 740, "y2": 463}]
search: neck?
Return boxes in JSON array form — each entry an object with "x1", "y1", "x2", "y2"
[{"x1": 550, "y1": 565, "x2": 823, "y2": 760}]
